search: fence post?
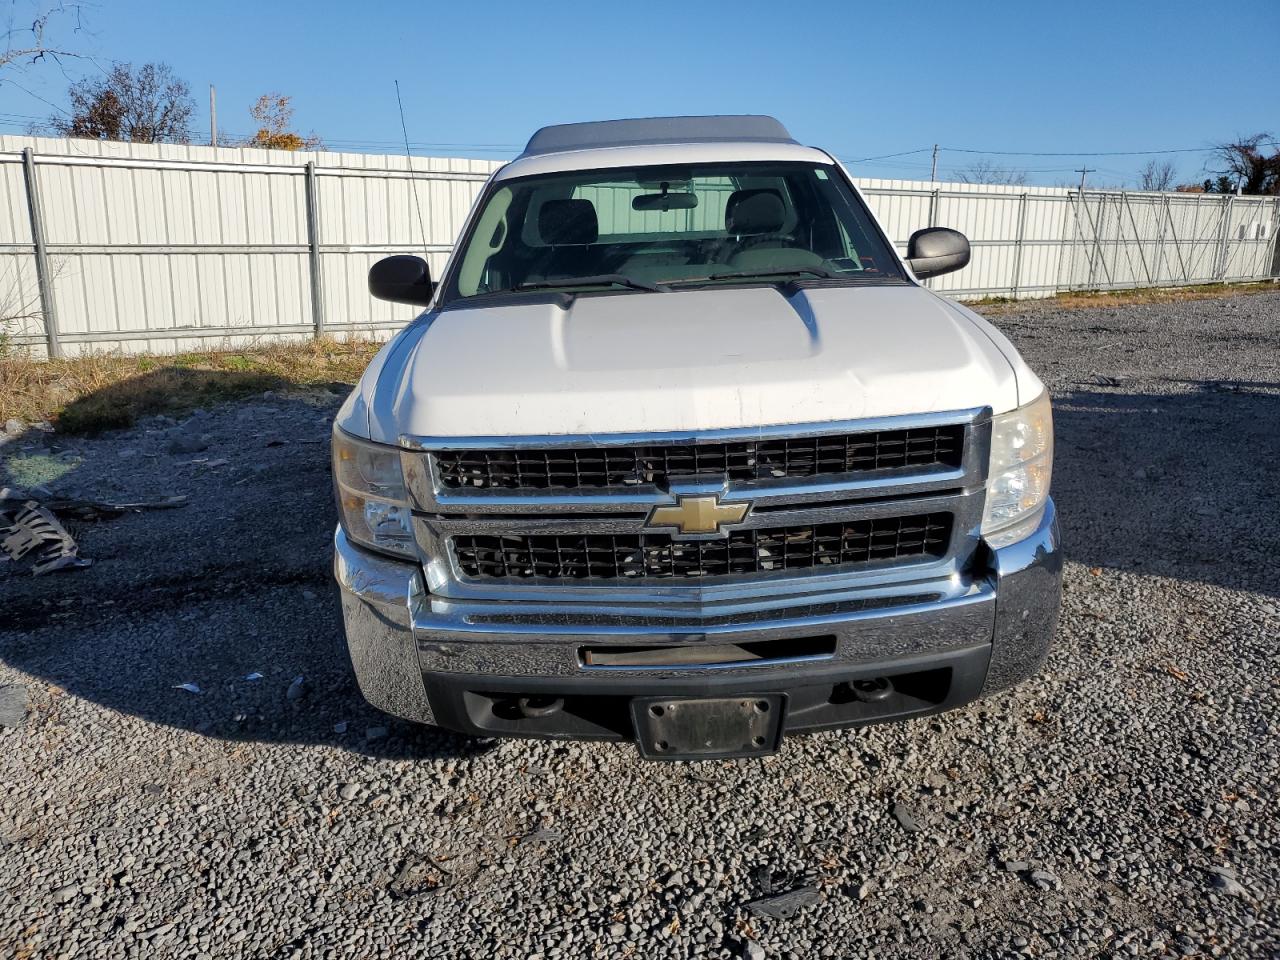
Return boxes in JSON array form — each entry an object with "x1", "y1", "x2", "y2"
[
  {"x1": 1166, "y1": 195, "x2": 1192, "y2": 283},
  {"x1": 1061, "y1": 192, "x2": 1080, "y2": 292},
  {"x1": 1151, "y1": 194, "x2": 1168, "y2": 285},
  {"x1": 21, "y1": 147, "x2": 61, "y2": 358},
  {"x1": 924, "y1": 186, "x2": 940, "y2": 288},
  {"x1": 1011, "y1": 192, "x2": 1028, "y2": 298},
  {"x1": 1216, "y1": 193, "x2": 1233, "y2": 281},
  {"x1": 1271, "y1": 197, "x2": 1280, "y2": 278},
  {"x1": 303, "y1": 161, "x2": 325, "y2": 338}
]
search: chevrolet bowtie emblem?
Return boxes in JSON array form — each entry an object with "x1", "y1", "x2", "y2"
[{"x1": 646, "y1": 495, "x2": 750, "y2": 536}]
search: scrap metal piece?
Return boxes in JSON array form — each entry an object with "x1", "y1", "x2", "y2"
[
  {"x1": 1, "y1": 500, "x2": 91, "y2": 574},
  {"x1": 0, "y1": 493, "x2": 188, "y2": 521},
  {"x1": 746, "y1": 866, "x2": 821, "y2": 919},
  {"x1": 387, "y1": 855, "x2": 452, "y2": 899},
  {"x1": 745, "y1": 885, "x2": 820, "y2": 920}
]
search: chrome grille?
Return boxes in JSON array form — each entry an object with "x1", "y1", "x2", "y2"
[
  {"x1": 451, "y1": 512, "x2": 953, "y2": 581},
  {"x1": 433, "y1": 424, "x2": 964, "y2": 491}
]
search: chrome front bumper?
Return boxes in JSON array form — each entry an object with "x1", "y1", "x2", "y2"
[{"x1": 333, "y1": 500, "x2": 1063, "y2": 733}]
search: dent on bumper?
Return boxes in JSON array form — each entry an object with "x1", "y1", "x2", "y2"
[{"x1": 333, "y1": 499, "x2": 1063, "y2": 725}]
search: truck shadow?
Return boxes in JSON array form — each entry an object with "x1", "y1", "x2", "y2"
[
  {"x1": 0, "y1": 375, "x2": 1276, "y2": 759},
  {"x1": 1050, "y1": 382, "x2": 1280, "y2": 600}
]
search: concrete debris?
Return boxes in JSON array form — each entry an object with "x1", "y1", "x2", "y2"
[
  {"x1": 519, "y1": 828, "x2": 562, "y2": 845},
  {"x1": 0, "y1": 684, "x2": 28, "y2": 729},
  {"x1": 890, "y1": 801, "x2": 922, "y2": 833}
]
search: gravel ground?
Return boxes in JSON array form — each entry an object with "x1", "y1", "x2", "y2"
[{"x1": 2, "y1": 291, "x2": 1278, "y2": 959}]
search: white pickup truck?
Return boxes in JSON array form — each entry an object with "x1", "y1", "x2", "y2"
[{"x1": 332, "y1": 116, "x2": 1061, "y2": 760}]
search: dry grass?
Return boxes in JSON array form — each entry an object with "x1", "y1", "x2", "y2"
[
  {"x1": 0, "y1": 338, "x2": 381, "y2": 435},
  {"x1": 971, "y1": 280, "x2": 1279, "y2": 316}
]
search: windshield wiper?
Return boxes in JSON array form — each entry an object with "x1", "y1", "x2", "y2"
[
  {"x1": 515, "y1": 274, "x2": 669, "y2": 293},
  {"x1": 660, "y1": 267, "x2": 901, "y2": 289},
  {"x1": 666, "y1": 267, "x2": 845, "y2": 286}
]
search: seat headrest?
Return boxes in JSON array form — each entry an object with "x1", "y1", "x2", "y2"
[
  {"x1": 539, "y1": 198, "x2": 598, "y2": 245},
  {"x1": 725, "y1": 189, "x2": 785, "y2": 235}
]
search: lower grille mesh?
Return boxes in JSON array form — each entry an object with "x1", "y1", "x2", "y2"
[{"x1": 452, "y1": 513, "x2": 952, "y2": 581}]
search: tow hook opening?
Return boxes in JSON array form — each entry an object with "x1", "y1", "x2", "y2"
[
  {"x1": 845, "y1": 677, "x2": 894, "y2": 703},
  {"x1": 492, "y1": 694, "x2": 565, "y2": 720},
  {"x1": 516, "y1": 695, "x2": 564, "y2": 719}
]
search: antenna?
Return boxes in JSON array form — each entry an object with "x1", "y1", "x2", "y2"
[{"x1": 395, "y1": 80, "x2": 430, "y2": 262}]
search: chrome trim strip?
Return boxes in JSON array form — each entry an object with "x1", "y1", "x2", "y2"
[
  {"x1": 428, "y1": 577, "x2": 958, "y2": 625},
  {"x1": 413, "y1": 577, "x2": 994, "y2": 639},
  {"x1": 399, "y1": 406, "x2": 987, "y2": 450},
  {"x1": 425, "y1": 489, "x2": 967, "y2": 534},
  {"x1": 579, "y1": 652, "x2": 835, "y2": 672}
]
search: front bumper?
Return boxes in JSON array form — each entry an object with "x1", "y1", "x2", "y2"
[{"x1": 333, "y1": 499, "x2": 1062, "y2": 748}]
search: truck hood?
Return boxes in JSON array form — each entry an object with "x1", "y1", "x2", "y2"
[{"x1": 344, "y1": 284, "x2": 1037, "y2": 443}]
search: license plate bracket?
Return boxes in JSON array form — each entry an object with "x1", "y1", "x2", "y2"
[{"x1": 631, "y1": 694, "x2": 785, "y2": 760}]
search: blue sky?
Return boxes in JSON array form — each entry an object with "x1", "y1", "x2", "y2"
[{"x1": 0, "y1": 0, "x2": 1275, "y2": 186}]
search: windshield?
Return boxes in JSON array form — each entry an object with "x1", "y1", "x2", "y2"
[{"x1": 443, "y1": 161, "x2": 905, "y2": 303}]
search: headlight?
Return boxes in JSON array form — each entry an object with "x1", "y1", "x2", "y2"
[
  {"x1": 982, "y1": 391, "x2": 1053, "y2": 537},
  {"x1": 332, "y1": 428, "x2": 416, "y2": 558}
]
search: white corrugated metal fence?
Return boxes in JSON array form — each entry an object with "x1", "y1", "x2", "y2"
[{"x1": 1, "y1": 135, "x2": 1276, "y2": 357}]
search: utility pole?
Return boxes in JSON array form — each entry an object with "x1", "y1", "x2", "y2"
[
  {"x1": 1075, "y1": 166, "x2": 1094, "y2": 191},
  {"x1": 209, "y1": 84, "x2": 218, "y2": 147},
  {"x1": 930, "y1": 144, "x2": 939, "y2": 182}
]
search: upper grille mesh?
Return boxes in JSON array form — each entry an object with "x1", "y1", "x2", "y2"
[
  {"x1": 434, "y1": 425, "x2": 964, "y2": 491},
  {"x1": 452, "y1": 513, "x2": 952, "y2": 581}
]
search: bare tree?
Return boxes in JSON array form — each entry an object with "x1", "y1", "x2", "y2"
[
  {"x1": 1208, "y1": 134, "x2": 1280, "y2": 195},
  {"x1": 0, "y1": 1, "x2": 91, "y2": 74},
  {"x1": 1138, "y1": 159, "x2": 1176, "y2": 192},
  {"x1": 50, "y1": 62, "x2": 194, "y2": 143},
  {"x1": 955, "y1": 159, "x2": 1028, "y2": 186},
  {"x1": 244, "y1": 94, "x2": 322, "y2": 151}
]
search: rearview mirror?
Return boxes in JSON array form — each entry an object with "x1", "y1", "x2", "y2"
[
  {"x1": 905, "y1": 227, "x2": 970, "y2": 279},
  {"x1": 632, "y1": 192, "x2": 699, "y2": 212},
  {"x1": 369, "y1": 255, "x2": 434, "y2": 305}
]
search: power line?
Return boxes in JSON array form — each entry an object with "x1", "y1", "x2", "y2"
[
  {"x1": 939, "y1": 142, "x2": 1278, "y2": 157},
  {"x1": 843, "y1": 146, "x2": 932, "y2": 163},
  {"x1": 843, "y1": 140, "x2": 1280, "y2": 166}
]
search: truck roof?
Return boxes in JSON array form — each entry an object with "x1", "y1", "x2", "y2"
[
  {"x1": 518, "y1": 115, "x2": 796, "y2": 158},
  {"x1": 496, "y1": 116, "x2": 831, "y2": 182}
]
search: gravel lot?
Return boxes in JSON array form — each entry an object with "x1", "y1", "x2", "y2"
[{"x1": 2, "y1": 290, "x2": 1278, "y2": 959}]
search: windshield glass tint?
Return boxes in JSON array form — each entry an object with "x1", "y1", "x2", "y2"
[{"x1": 448, "y1": 162, "x2": 904, "y2": 300}]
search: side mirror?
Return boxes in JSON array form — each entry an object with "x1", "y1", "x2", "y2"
[
  {"x1": 905, "y1": 227, "x2": 970, "y2": 280},
  {"x1": 369, "y1": 255, "x2": 434, "y2": 305}
]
